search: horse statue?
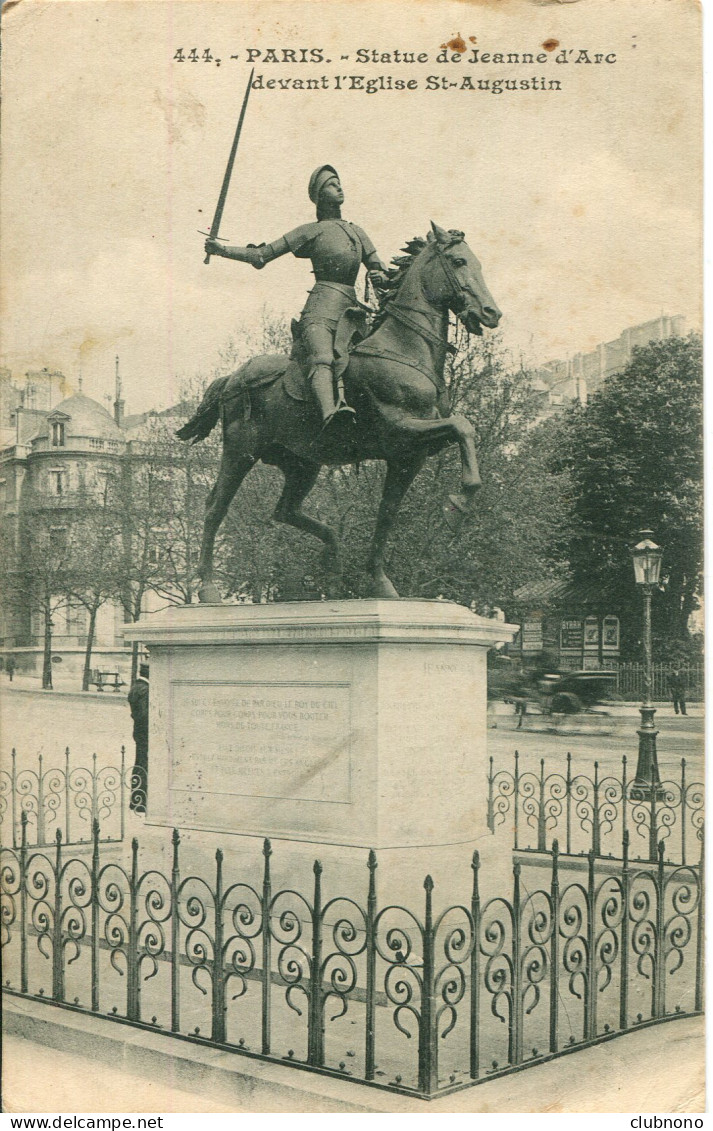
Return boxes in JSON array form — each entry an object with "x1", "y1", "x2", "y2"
[{"x1": 177, "y1": 222, "x2": 501, "y2": 601}]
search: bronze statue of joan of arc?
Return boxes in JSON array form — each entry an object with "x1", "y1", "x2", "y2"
[{"x1": 204, "y1": 164, "x2": 389, "y2": 426}]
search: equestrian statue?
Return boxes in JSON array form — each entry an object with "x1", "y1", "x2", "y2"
[{"x1": 178, "y1": 79, "x2": 501, "y2": 601}]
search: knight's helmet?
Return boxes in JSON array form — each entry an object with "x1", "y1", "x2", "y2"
[{"x1": 308, "y1": 164, "x2": 340, "y2": 206}]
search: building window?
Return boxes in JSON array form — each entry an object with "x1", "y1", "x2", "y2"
[
  {"x1": 51, "y1": 421, "x2": 66, "y2": 447},
  {"x1": 49, "y1": 526, "x2": 67, "y2": 551},
  {"x1": 49, "y1": 469, "x2": 66, "y2": 496}
]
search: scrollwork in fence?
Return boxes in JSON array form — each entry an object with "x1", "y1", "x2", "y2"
[
  {"x1": 0, "y1": 826, "x2": 704, "y2": 1101},
  {"x1": 270, "y1": 883, "x2": 314, "y2": 1032},
  {"x1": 487, "y1": 751, "x2": 703, "y2": 865},
  {"x1": 0, "y1": 750, "x2": 126, "y2": 848},
  {"x1": 480, "y1": 893, "x2": 514, "y2": 1044},
  {"x1": 319, "y1": 895, "x2": 366, "y2": 1030},
  {"x1": 375, "y1": 901, "x2": 425, "y2": 1048},
  {"x1": 176, "y1": 872, "x2": 215, "y2": 1002},
  {"x1": 520, "y1": 887, "x2": 552, "y2": 1028},
  {"x1": 0, "y1": 845, "x2": 20, "y2": 948},
  {"x1": 433, "y1": 902, "x2": 474, "y2": 1042}
]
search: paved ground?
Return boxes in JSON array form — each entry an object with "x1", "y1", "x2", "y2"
[
  {"x1": 2, "y1": 1007, "x2": 705, "y2": 1113},
  {"x1": 490, "y1": 708, "x2": 704, "y2": 779},
  {"x1": 1, "y1": 680, "x2": 704, "y2": 774}
]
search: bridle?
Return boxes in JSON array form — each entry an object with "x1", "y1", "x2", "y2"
[{"x1": 382, "y1": 235, "x2": 481, "y2": 348}]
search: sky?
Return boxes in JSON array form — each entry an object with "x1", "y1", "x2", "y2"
[{"x1": 0, "y1": 0, "x2": 702, "y2": 415}]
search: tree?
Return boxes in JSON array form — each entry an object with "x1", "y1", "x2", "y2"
[
  {"x1": 65, "y1": 476, "x2": 125, "y2": 691},
  {"x1": 548, "y1": 334, "x2": 703, "y2": 658},
  {"x1": 13, "y1": 495, "x2": 75, "y2": 689}
]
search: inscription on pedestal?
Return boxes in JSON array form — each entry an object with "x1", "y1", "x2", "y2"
[{"x1": 169, "y1": 681, "x2": 352, "y2": 804}]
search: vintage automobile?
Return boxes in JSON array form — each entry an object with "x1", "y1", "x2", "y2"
[{"x1": 489, "y1": 658, "x2": 616, "y2": 715}]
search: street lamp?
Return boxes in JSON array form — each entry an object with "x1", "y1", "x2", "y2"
[{"x1": 630, "y1": 530, "x2": 664, "y2": 797}]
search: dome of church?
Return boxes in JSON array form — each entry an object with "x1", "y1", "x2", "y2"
[{"x1": 40, "y1": 393, "x2": 124, "y2": 441}]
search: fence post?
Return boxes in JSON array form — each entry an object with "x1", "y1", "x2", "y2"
[
  {"x1": 680, "y1": 758, "x2": 687, "y2": 867},
  {"x1": 470, "y1": 850, "x2": 480, "y2": 1079},
  {"x1": 584, "y1": 849, "x2": 596, "y2": 1041},
  {"x1": 120, "y1": 746, "x2": 126, "y2": 843},
  {"x1": 170, "y1": 829, "x2": 180, "y2": 1033},
  {"x1": 19, "y1": 810, "x2": 28, "y2": 994},
  {"x1": 537, "y1": 759, "x2": 547, "y2": 852},
  {"x1": 52, "y1": 829, "x2": 64, "y2": 1002},
  {"x1": 487, "y1": 756, "x2": 494, "y2": 833},
  {"x1": 91, "y1": 753, "x2": 98, "y2": 829},
  {"x1": 648, "y1": 760, "x2": 658, "y2": 864},
  {"x1": 549, "y1": 840, "x2": 560, "y2": 1053},
  {"x1": 91, "y1": 819, "x2": 100, "y2": 1012},
  {"x1": 653, "y1": 841, "x2": 666, "y2": 1019},
  {"x1": 126, "y1": 837, "x2": 140, "y2": 1021},
  {"x1": 619, "y1": 830, "x2": 630, "y2": 1031},
  {"x1": 38, "y1": 754, "x2": 45, "y2": 847},
  {"x1": 514, "y1": 750, "x2": 520, "y2": 851},
  {"x1": 621, "y1": 755, "x2": 628, "y2": 861},
  {"x1": 511, "y1": 862, "x2": 523, "y2": 1066},
  {"x1": 211, "y1": 848, "x2": 226, "y2": 1043},
  {"x1": 695, "y1": 830, "x2": 704, "y2": 1013},
  {"x1": 261, "y1": 839, "x2": 272, "y2": 1055},
  {"x1": 592, "y1": 762, "x2": 601, "y2": 858},
  {"x1": 11, "y1": 749, "x2": 18, "y2": 849},
  {"x1": 64, "y1": 748, "x2": 70, "y2": 845},
  {"x1": 307, "y1": 860, "x2": 324, "y2": 1067},
  {"x1": 418, "y1": 874, "x2": 439, "y2": 1094},
  {"x1": 566, "y1": 752, "x2": 572, "y2": 856},
  {"x1": 365, "y1": 849, "x2": 377, "y2": 1081}
]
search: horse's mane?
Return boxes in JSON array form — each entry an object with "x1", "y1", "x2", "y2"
[
  {"x1": 371, "y1": 230, "x2": 463, "y2": 331},
  {"x1": 370, "y1": 235, "x2": 428, "y2": 331}
]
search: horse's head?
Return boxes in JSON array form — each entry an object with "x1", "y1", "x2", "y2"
[{"x1": 424, "y1": 221, "x2": 501, "y2": 336}]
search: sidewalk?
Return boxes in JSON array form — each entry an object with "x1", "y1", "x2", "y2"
[{"x1": 2, "y1": 995, "x2": 704, "y2": 1114}]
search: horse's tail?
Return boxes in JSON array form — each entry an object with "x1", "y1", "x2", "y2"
[{"x1": 175, "y1": 375, "x2": 229, "y2": 443}]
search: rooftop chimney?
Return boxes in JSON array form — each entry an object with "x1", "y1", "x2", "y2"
[{"x1": 113, "y1": 355, "x2": 125, "y2": 427}]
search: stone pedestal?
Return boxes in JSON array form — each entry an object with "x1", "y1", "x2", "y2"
[{"x1": 124, "y1": 600, "x2": 516, "y2": 858}]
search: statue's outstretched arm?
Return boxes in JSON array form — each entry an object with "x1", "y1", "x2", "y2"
[{"x1": 204, "y1": 236, "x2": 290, "y2": 269}]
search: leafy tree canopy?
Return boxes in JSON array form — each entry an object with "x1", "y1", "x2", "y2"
[{"x1": 548, "y1": 333, "x2": 703, "y2": 657}]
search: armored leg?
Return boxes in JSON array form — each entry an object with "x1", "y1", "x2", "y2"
[{"x1": 310, "y1": 364, "x2": 355, "y2": 426}]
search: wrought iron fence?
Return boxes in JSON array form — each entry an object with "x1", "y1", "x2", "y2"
[
  {"x1": 487, "y1": 751, "x2": 704, "y2": 865},
  {"x1": 0, "y1": 817, "x2": 702, "y2": 1100},
  {"x1": 614, "y1": 664, "x2": 703, "y2": 703},
  {"x1": 0, "y1": 748, "x2": 141, "y2": 848}
]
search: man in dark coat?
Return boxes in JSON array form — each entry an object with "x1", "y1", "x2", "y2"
[
  {"x1": 669, "y1": 669, "x2": 687, "y2": 716},
  {"x1": 127, "y1": 663, "x2": 149, "y2": 812}
]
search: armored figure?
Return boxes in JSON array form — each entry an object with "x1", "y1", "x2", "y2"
[{"x1": 204, "y1": 165, "x2": 389, "y2": 425}]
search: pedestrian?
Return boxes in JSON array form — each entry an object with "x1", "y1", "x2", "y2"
[
  {"x1": 127, "y1": 663, "x2": 149, "y2": 813},
  {"x1": 6, "y1": 654, "x2": 15, "y2": 682},
  {"x1": 669, "y1": 668, "x2": 687, "y2": 716}
]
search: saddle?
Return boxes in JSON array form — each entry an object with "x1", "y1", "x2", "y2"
[{"x1": 221, "y1": 307, "x2": 369, "y2": 411}]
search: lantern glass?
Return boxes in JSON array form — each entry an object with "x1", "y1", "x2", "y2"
[{"x1": 631, "y1": 531, "x2": 662, "y2": 587}]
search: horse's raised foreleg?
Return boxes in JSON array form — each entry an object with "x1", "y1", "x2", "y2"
[
  {"x1": 377, "y1": 404, "x2": 481, "y2": 512},
  {"x1": 274, "y1": 452, "x2": 341, "y2": 578},
  {"x1": 197, "y1": 452, "x2": 256, "y2": 602},
  {"x1": 367, "y1": 454, "x2": 425, "y2": 598}
]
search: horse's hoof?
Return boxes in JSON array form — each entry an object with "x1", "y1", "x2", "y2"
[
  {"x1": 372, "y1": 577, "x2": 400, "y2": 599},
  {"x1": 198, "y1": 582, "x2": 223, "y2": 604},
  {"x1": 447, "y1": 493, "x2": 471, "y2": 515}
]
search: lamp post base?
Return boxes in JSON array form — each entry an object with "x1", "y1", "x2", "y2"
[{"x1": 630, "y1": 704, "x2": 665, "y2": 800}]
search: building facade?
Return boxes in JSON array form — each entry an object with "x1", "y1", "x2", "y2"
[
  {"x1": 0, "y1": 366, "x2": 173, "y2": 684},
  {"x1": 535, "y1": 314, "x2": 688, "y2": 411}
]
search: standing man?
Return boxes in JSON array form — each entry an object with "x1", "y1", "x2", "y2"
[
  {"x1": 5, "y1": 654, "x2": 15, "y2": 682},
  {"x1": 669, "y1": 668, "x2": 687, "y2": 716},
  {"x1": 204, "y1": 165, "x2": 389, "y2": 427},
  {"x1": 127, "y1": 663, "x2": 149, "y2": 813}
]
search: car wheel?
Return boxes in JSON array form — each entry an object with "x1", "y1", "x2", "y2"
[{"x1": 551, "y1": 692, "x2": 581, "y2": 714}]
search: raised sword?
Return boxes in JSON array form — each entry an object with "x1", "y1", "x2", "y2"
[{"x1": 202, "y1": 69, "x2": 255, "y2": 265}]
